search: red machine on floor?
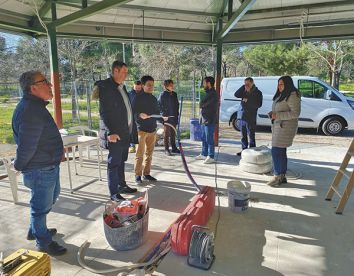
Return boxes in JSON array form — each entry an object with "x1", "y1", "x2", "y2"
[{"x1": 171, "y1": 186, "x2": 215, "y2": 256}]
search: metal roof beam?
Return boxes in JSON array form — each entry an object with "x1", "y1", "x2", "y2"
[
  {"x1": 29, "y1": 0, "x2": 51, "y2": 28},
  {"x1": 248, "y1": 0, "x2": 354, "y2": 14},
  {"x1": 56, "y1": 0, "x2": 219, "y2": 17},
  {"x1": 51, "y1": 0, "x2": 132, "y2": 27},
  {"x1": 0, "y1": 20, "x2": 42, "y2": 34},
  {"x1": 118, "y1": 4, "x2": 219, "y2": 17},
  {"x1": 224, "y1": 22, "x2": 354, "y2": 44},
  {"x1": 218, "y1": 0, "x2": 256, "y2": 39}
]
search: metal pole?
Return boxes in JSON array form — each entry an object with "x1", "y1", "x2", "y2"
[
  {"x1": 228, "y1": 0, "x2": 233, "y2": 20},
  {"x1": 86, "y1": 84, "x2": 92, "y2": 129},
  {"x1": 214, "y1": 19, "x2": 223, "y2": 146},
  {"x1": 48, "y1": 2, "x2": 63, "y2": 128},
  {"x1": 192, "y1": 71, "x2": 196, "y2": 118},
  {"x1": 122, "y1": 42, "x2": 126, "y2": 62}
]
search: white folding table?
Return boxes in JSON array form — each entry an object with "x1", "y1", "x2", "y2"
[{"x1": 63, "y1": 135, "x2": 102, "y2": 193}]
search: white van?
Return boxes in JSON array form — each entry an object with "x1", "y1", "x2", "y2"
[{"x1": 220, "y1": 76, "x2": 354, "y2": 136}]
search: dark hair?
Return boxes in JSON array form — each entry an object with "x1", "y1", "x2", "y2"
[
  {"x1": 245, "y1": 77, "x2": 254, "y2": 83},
  {"x1": 273, "y1": 75, "x2": 300, "y2": 102},
  {"x1": 19, "y1": 70, "x2": 41, "y2": 94},
  {"x1": 111, "y1": 60, "x2": 127, "y2": 74},
  {"x1": 134, "y1": 80, "x2": 141, "y2": 85},
  {"x1": 204, "y1": 76, "x2": 215, "y2": 87},
  {"x1": 163, "y1": 79, "x2": 173, "y2": 87},
  {"x1": 141, "y1": 75, "x2": 154, "y2": 85}
]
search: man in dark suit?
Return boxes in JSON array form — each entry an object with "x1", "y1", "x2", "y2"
[
  {"x1": 234, "y1": 77, "x2": 263, "y2": 155},
  {"x1": 95, "y1": 61, "x2": 137, "y2": 201}
]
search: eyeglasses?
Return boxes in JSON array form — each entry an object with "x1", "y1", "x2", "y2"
[{"x1": 32, "y1": 79, "x2": 51, "y2": 85}]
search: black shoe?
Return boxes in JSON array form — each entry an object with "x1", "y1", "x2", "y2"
[
  {"x1": 135, "y1": 176, "x2": 143, "y2": 185},
  {"x1": 110, "y1": 193, "x2": 126, "y2": 202},
  {"x1": 165, "y1": 150, "x2": 172, "y2": 156},
  {"x1": 171, "y1": 148, "x2": 180, "y2": 154},
  {"x1": 37, "y1": 241, "x2": 67, "y2": 256},
  {"x1": 237, "y1": 152, "x2": 242, "y2": 156},
  {"x1": 119, "y1": 184, "x2": 138, "y2": 194},
  {"x1": 27, "y1": 228, "x2": 57, "y2": 241},
  {"x1": 143, "y1": 175, "x2": 157, "y2": 182}
]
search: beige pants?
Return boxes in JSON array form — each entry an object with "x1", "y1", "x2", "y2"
[{"x1": 135, "y1": 130, "x2": 156, "y2": 176}]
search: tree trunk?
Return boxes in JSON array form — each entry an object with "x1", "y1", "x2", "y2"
[{"x1": 222, "y1": 62, "x2": 227, "y2": 78}]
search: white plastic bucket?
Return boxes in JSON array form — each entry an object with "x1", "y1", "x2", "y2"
[{"x1": 227, "y1": 180, "x2": 251, "y2": 212}]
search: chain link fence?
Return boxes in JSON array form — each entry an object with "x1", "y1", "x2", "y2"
[{"x1": 0, "y1": 79, "x2": 202, "y2": 143}]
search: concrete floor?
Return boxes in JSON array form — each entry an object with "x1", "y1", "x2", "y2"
[{"x1": 1, "y1": 136, "x2": 354, "y2": 276}]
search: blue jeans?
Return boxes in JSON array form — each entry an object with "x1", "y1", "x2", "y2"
[
  {"x1": 240, "y1": 120, "x2": 256, "y2": 150},
  {"x1": 22, "y1": 165, "x2": 60, "y2": 248},
  {"x1": 271, "y1": 147, "x2": 287, "y2": 175},
  {"x1": 107, "y1": 144, "x2": 128, "y2": 196},
  {"x1": 201, "y1": 124, "x2": 215, "y2": 158}
]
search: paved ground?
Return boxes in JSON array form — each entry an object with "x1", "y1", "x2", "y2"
[{"x1": 1, "y1": 127, "x2": 354, "y2": 275}]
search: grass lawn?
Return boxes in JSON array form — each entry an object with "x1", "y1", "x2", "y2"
[{"x1": 0, "y1": 104, "x2": 16, "y2": 143}]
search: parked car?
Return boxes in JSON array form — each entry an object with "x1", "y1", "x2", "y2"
[{"x1": 220, "y1": 76, "x2": 354, "y2": 136}]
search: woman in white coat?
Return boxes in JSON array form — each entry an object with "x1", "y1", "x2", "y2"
[{"x1": 267, "y1": 76, "x2": 301, "y2": 187}]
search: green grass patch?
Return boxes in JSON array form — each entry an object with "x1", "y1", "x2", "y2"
[
  {"x1": 339, "y1": 83, "x2": 354, "y2": 92},
  {"x1": 180, "y1": 130, "x2": 190, "y2": 139},
  {"x1": 0, "y1": 104, "x2": 16, "y2": 144},
  {"x1": 344, "y1": 92, "x2": 354, "y2": 98}
]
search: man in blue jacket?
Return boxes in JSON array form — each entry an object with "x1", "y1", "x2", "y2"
[
  {"x1": 133, "y1": 75, "x2": 167, "y2": 184},
  {"x1": 95, "y1": 61, "x2": 137, "y2": 202},
  {"x1": 234, "y1": 77, "x2": 263, "y2": 155},
  {"x1": 12, "y1": 71, "x2": 66, "y2": 256}
]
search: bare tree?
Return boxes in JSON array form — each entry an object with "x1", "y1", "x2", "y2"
[
  {"x1": 305, "y1": 40, "x2": 354, "y2": 89},
  {"x1": 58, "y1": 39, "x2": 94, "y2": 121}
]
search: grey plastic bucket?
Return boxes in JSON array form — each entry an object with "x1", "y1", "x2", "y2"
[
  {"x1": 103, "y1": 210, "x2": 149, "y2": 251},
  {"x1": 227, "y1": 180, "x2": 251, "y2": 212}
]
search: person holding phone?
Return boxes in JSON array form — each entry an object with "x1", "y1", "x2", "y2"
[{"x1": 234, "y1": 77, "x2": 263, "y2": 156}]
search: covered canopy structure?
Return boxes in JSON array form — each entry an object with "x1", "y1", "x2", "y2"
[{"x1": 1, "y1": 0, "x2": 354, "y2": 129}]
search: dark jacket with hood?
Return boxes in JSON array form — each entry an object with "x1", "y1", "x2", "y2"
[
  {"x1": 158, "y1": 90, "x2": 179, "y2": 125},
  {"x1": 12, "y1": 93, "x2": 63, "y2": 171},
  {"x1": 200, "y1": 87, "x2": 219, "y2": 125},
  {"x1": 234, "y1": 85, "x2": 263, "y2": 126}
]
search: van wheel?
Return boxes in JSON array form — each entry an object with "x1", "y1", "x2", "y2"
[
  {"x1": 231, "y1": 118, "x2": 241, "y2": 131},
  {"x1": 321, "y1": 116, "x2": 344, "y2": 136}
]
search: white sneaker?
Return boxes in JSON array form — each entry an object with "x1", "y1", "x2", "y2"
[
  {"x1": 203, "y1": 156, "x2": 215, "y2": 164},
  {"x1": 195, "y1": 154, "x2": 206, "y2": 160}
]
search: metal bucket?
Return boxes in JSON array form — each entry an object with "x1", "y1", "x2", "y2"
[{"x1": 103, "y1": 210, "x2": 149, "y2": 251}]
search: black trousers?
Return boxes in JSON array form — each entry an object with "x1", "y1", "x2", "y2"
[{"x1": 164, "y1": 124, "x2": 177, "y2": 150}]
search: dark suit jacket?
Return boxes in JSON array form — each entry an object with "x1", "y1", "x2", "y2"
[{"x1": 97, "y1": 77, "x2": 134, "y2": 149}]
